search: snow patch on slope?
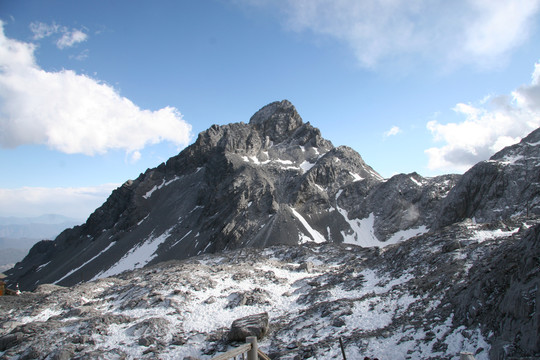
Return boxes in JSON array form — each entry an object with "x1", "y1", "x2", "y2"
[
  {"x1": 471, "y1": 227, "x2": 519, "y2": 243},
  {"x1": 335, "y1": 190, "x2": 428, "y2": 247},
  {"x1": 92, "y1": 229, "x2": 172, "y2": 280},
  {"x1": 386, "y1": 226, "x2": 429, "y2": 244},
  {"x1": 143, "y1": 176, "x2": 181, "y2": 199},
  {"x1": 55, "y1": 242, "x2": 116, "y2": 284},
  {"x1": 290, "y1": 207, "x2": 326, "y2": 244}
]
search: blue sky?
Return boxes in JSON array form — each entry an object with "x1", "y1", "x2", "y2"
[{"x1": 1, "y1": 0, "x2": 540, "y2": 220}]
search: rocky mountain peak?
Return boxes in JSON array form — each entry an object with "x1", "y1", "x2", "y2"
[
  {"x1": 248, "y1": 100, "x2": 304, "y2": 143},
  {"x1": 6, "y1": 100, "x2": 540, "y2": 304},
  {"x1": 490, "y1": 126, "x2": 540, "y2": 165},
  {"x1": 3, "y1": 101, "x2": 540, "y2": 360}
]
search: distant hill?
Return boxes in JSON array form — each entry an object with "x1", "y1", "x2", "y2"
[
  {"x1": 0, "y1": 248, "x2": 27, "y2": 272},
  {"x1": 0, "y1": 214, "x2": 82, "y2": 270},
  {"x1": 0, "y1": 214, "x2": 81, "y2": 243}
]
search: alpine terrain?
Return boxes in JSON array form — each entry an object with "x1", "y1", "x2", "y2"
[{"x1": 1, "y1": 100, "x2": 539, "y2": 359}]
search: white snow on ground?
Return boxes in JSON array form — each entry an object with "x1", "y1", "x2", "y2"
[
  {"x1": 242, "y1": 155, "x2": 308, "y2": 170},
  {"x1": 335, "y1": 190, "x2": 427, "y2": 247},
  {"x1": 170, "y1": 230, "x2": 192, "y2": 248},
  {"x1": 19, "y1": 308, "x2": 63, "y2": 324},
  {"x1": 445, "y1": 326, "x2": 491, "y2": 360},
  {"x1": 55, "y1": 242, "x2": 116, "y2": 284},
  {"x1": 386, "y1": 226, "x2": 429, "y2": 244},
  {"x1": 299, "y1": 160, "x2": 316, "y2": 172},
  {"x1": 410, "y1": 176, "x2": 424, "y2": 186},
  {"x1": 92, "y1": 229, "x2": 172, "y2": 280},
  {"x1": 471, "y1": 227, "x2": 519, "y2": 243},
  {"x1": 137, "y1": 214, "x2": 149, "y2": 225},
  {"x1": 339, "y1": 211, "x2": 380, "y2": 247},
  {"x1": 328, "y1": 269, "x2": 414, "y2": 302},
  {"x1": 36, "y1": 261, "x2": 51, "y2": 272},
  {"x1": 143, "y1": 176, "x2": 181, "y2": 199},
  {"x1": 369, "y1": 168, "x2": 384, "y2": 181},
  {"x1": 349, "y1": 172, "x2": 364, "y2": 182},
  {"x1": 335, "y1": 190, "x2": 380, "y2": 246},
  {"x1": 500, "y1": 154, "x2": 525, "y2": 165},
  {"x1": 290, "y1": 207, "x2": 326, "y2": 243},
  {"x1": 5, "y1": 243, "x2": 494, "y2": 360}
]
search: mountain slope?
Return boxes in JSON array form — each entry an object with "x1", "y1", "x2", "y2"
[
  {"x1": 8, "y1": 100, "x2": 457, "y2": 290},
  {"x1": 1, "y1": 216, "x2": 537, "y2": 359},
  {"x1": 7, "y1": 100, "x2": 540, "y2": 293}
]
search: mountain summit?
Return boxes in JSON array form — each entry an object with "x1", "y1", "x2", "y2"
[{"x1": 6, "y1": 100, "x2": 540, "y2": 292}]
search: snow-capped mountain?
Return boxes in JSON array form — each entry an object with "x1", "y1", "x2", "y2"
[
  {"x1": 2, "y1": 100, "x2": 540, "y2": 359},
  {"x1": 6, "y1": 100, "x2": 459, "y2": 290}
]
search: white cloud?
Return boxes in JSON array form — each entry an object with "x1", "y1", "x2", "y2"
[
  {"x1": 70, "y1": 49, "x2": 90, "y2": 61},
  {"x1": 29, "y1": 21, "x2": 88, "y2": 49},
  {"x1": 425, "y1": 61, "x2": 540, "y2": 173},
  {"x1": 29, "y1": 22, "x2": 60, "y2": 40},
  {"x1": 239, "y1": 0, "x2": 540, "y2": 68},
  {"x1": 384, "y1": 126, "x2": 401, "y2": 137},
  {"x1": 130, "y1": 150, "x2": 142, "y2": 163},
  {"x1": 462, "y1": 0, "x2": 540, "y2": 64},
  {"x1": 0, "y1": 21, "x2": 192, "y2": 156},
  {"x1": 56, "y1": 29, "x2": 88, "y2": 49},
  {"x1": 0, "y1": 184, "x2": 119, "y2": 219}
]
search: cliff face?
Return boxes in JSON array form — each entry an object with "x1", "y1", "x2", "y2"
[{"x1": 437, "y1": 127, "x2": 540, "y2": 227}]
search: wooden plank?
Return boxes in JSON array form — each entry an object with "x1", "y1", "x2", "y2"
[
  {"x1": 257, "y1": 349, "x2": 271, "y2": 360},
  {"x1": 211, "y1": 344, "x2": 251, "y2": 360}
]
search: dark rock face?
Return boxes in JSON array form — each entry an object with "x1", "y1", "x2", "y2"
[
  {"x1": 339, "y1": 172, "x2": 460, "y2": 241},
  {"x1": 437, "y1": 128, "x2": 540, "y2": 227},
  {"x1": 451, "y1": 222, "x2": 540, "y2": 359}
]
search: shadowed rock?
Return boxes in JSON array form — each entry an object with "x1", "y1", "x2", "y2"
[{"x1": 229, "y1": 312, "x2": 269, "y2": 341}]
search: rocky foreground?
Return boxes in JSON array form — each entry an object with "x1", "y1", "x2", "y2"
[{"x1": 1, "y1": 216, "x2": 538, "y2": 360}]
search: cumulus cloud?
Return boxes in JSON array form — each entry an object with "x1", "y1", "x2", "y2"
[
  {"x1": 239, "y1": 0, "x2": 540, "y2": 68},
  {"x1": 0, "y1": 21, "x2": 192, "y2": 157},
  {"x1": 384, "y1": 126, "x2": 401, "y2": 137},
  {"x1": 30, "y1": 21, "x2": 88, "y2": 49},
  {"x1": 425, "y1": 61, "x2": 540, "y2": 173},
  {"x1": 0, "y1": 184, "x2": 119, "y2": 219}
]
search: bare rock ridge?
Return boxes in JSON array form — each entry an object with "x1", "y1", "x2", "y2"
[
  {"x1": 437, "y1": 127, "x2": 540, "y2": 227},
  {"x1": 5, "y1": 100, "x2": 540, "y2": 297}
]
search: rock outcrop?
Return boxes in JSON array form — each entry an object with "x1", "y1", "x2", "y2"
[
  {"x1": 229, "y1": 312, "x2": 269, "y2": 341},
  {"x1": 437, "y1": 127, "x2": 540, "y2": 227}
]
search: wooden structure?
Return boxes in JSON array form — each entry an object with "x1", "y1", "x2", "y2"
[
  {"x1": 210, "y1": 336, "x2": 271, "y2": 360},
  {"x1": 0, "y1": 273, "x2": 6, "y2": 296}
]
